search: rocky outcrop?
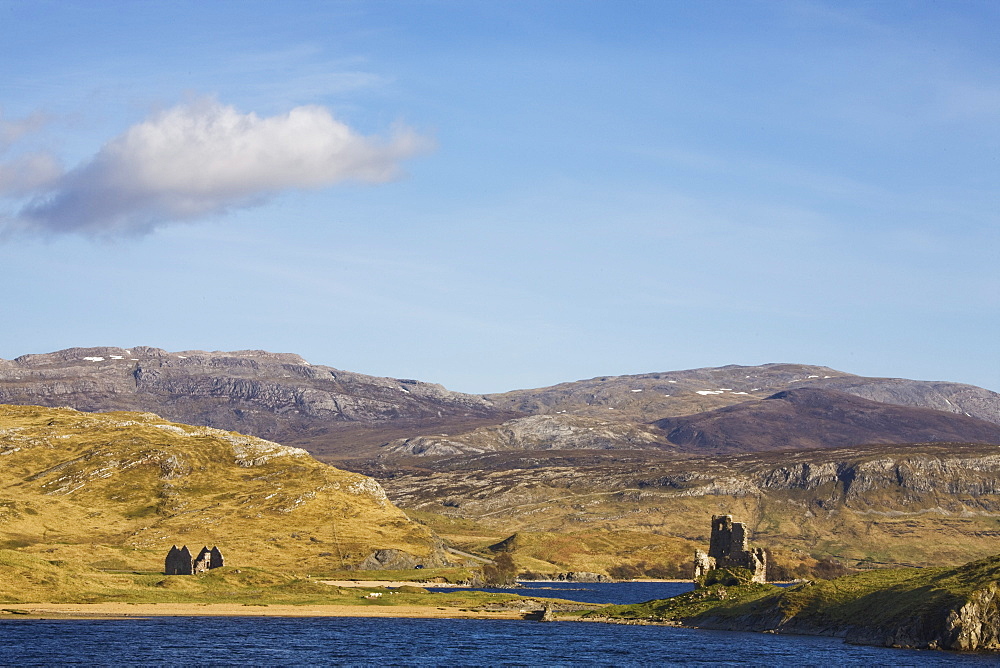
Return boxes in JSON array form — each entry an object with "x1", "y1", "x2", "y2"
[
  {"x1": 940, "y1": 583, "x2": 1000, "y2": 651},
  {"x1": 554, "y1": 571, "x2": 608, "y2": 582},
  {"x1": 381, "y1": 414, "x2": 667, "y2": 457},
  {"x1": 358, "y1": 545, "x2": 454, "y2": 571},
  {"x1": 600, "y1": 554, "x2": 1000, "y2": 652},
  {"x1": 699, "y1": 578, "x2": 1000, "y2": 651}
]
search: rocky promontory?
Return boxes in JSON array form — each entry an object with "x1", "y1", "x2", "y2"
[{"x1": 592, "y1": 555, "x2": 1000, "y2": 652}]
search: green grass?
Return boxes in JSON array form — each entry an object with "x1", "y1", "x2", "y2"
[
  {"x1": 591, "y1": 554, "x2": 1000, "y2": 650},
  {"x1": 0, "y1": 549, "x2": 600, "y2": 613}
]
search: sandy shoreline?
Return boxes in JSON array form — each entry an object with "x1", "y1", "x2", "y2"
[
  {"x1": 0, "y1": 580, "x2": 681, "y2": 620},
  {"x1": 317, "y1": 580, "x2": 467, "y2": 588},
  {"x1": 0, "y1": 602, "x2": 528, "y2": 620}
]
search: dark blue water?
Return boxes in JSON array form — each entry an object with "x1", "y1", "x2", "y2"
[
  {"x1": 428, "y1": 579, "x2": 694, "y2": 604},
  {"x1": 2, "y1": 616, "x2": 998, "y2": 666}
]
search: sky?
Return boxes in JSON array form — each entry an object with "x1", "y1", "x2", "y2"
[{"x1": 1, "y1": 0, "x2": 998, "y2": 394}]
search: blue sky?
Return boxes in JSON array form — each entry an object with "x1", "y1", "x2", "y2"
[{"x1": 1, "y1": 0, "x2": 998, "y2": 394}]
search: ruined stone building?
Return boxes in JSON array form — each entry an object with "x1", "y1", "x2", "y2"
[
  {"x1": 164, "y1": 545, "x2": 224, "y2": 575},
  {"x1": 693, "y1": 515, "x2": 766, "y2": 584}
]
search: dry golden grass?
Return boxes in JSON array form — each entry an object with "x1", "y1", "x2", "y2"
[{"x1": 0, "y1": 405, "x2": 439, "y2": 576}]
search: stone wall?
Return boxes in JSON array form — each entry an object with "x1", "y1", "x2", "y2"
[{"x1": 164, "y1": 545, "x2": 224, "y2": 575}]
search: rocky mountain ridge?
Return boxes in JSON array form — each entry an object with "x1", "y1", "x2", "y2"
[
  {"x1": 382, "y1": 387, "x2": 1000, "y2": 459},
  {"x1": 485, "y1": 362, "x2": 1000, "y2": 424},
  {"x1": 3, "y1": 347, "x2": 1000, "y2": 462},
  {"x1": 422, "y1": 364, "x2": 1000, "y2": 459},
  {"x1": 0, "y1": 346, "x2": 512, "y2": 460}
]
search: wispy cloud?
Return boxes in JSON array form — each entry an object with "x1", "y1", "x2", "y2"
[
  {"x1": 1, "y1": 99, "x2": 431, "y2": 238},
  {"x1": 0, "y1": 111, "x2": 51, "y2": 152}
]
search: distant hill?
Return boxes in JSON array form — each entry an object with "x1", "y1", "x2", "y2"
[
  {"x1": 3, "y1": 348, "x2": 1000, "y2": 462},
  {"x1": 0, "y1": 404, "x2": 449, "y2": 574},
  {"x1": 382, "y1": 385, "x2": 1000, "y2": 459},
  {"x1": 485, "y1": 363, "x2": 1000, "y2": 425},
  {"x1": 653, "y1": 388, "x2": 1000, "y2": 453},
  {"x1": 0, "y1": 347, "x2": 514, "y2": 461}
]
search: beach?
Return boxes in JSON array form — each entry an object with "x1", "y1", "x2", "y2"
[{"x1": 0, "y1": 602, "x2": 527, "y2": 620}]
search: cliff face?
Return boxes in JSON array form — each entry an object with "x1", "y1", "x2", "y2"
[
  {"x1": 941, "y1": 583, "x2": 1000, "y2": 651},
  {"x1": 749, "y1": 448, "x2": 1000, "y2": 502}
]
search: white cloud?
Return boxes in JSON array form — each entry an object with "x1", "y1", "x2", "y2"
[{"x1": 2, "y1": 99, "x2": 431, "y2": 237}]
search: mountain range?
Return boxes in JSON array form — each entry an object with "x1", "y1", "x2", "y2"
[
  {"x1": 2, "y1": 348, "x2": 999, "y2": 463},
  {"x1": 4, "y1": 346, "x2": 1000, "y2": 573}
]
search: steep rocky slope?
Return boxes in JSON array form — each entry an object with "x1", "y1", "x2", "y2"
[
  {"x1": 0, "y1": 347, "x2": 513, "y2": 460},
  {"x1": 653, "y1": 388, "x2": 1000, "y2": 453},
  {"x1": 0, "y1": 404, "x2": 449, "y2": 573}
]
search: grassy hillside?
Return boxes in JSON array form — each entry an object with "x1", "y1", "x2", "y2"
[
  {"x1": 408, "y1": 508, "x2": 697, "y2": 577},
  {"x1": 590, "y1": 556, "x2": 1000, "y2": 650},
  {"x1": 383, "y1": 443, "x2": 1000, "y2": 571},
  {"x1": 0, "y1": 404, "x2": 442, "y2": 575}
]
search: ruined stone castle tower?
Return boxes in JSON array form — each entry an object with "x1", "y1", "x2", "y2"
[{"x1": 693, "y1": 515, "x2": 766, "y2": 584}]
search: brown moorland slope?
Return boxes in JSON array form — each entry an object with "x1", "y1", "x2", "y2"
[
  {"x1": 374, "y1": 441, "x2": 1000, "y2": 570},
  {"x1": 0, "y1": 404, "x2": 446, "y2": 574}
]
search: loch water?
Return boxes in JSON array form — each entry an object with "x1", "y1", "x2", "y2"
[
  {"x1": 428, "y1": 579, "x2": 696, "y2": 604},
  {"x1": 3, "y1": 582, "x2": 1000, "y2": 666}
]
